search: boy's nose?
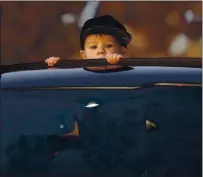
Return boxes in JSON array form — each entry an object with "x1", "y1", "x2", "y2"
[{"x1": 97, "y1": 48, "x2": 105, "y2": 55}]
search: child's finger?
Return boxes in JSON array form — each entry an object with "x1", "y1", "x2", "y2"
[
  {"x1": 53, "y1": 57, "x2": 60, "y2": 64},
  {"x1": 48, "y1": 59, "x2": 54, "y2": 66},
  {"x1": 106, "y1": 54, "x2": 115, "y2": 64},
  {"x1": 117, "y1": 54, "x2": 123, "y2": 60},
  {"x1": 111, "y1": 54, "x2": 120, "y2": 64},
  {"x1": 45, "y1": 58, "x2": 50, "y2": 64},
  {"x1": 48, "y1": 61, "x2": 54, "y2": 67},
  {"x1": 55, "y1": 57, "x2": 60, "y2": 61},
  {"x1": 113, "y1": 54, "x2": 119, "y2": 63},
  {"x1": 106, "y1": 54, "x2": 120, "y2": 64},
  {"x1": 45, "y1": 57, "x2": 60, "y2": 67},
  {"x1": 45, "y1": 57, "x2": 53, "y2": 64}
]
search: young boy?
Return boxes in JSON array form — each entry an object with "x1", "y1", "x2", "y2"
[{"x1": 45, "y1": 15, "x2": 132, "y2": 70}]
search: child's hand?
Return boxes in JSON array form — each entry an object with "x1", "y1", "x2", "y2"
[
  {"x1": 45, "y1": 54, "x2": 122, "y2": 66},
  {"x1": 45, "y1": 56, "x2": 60, "y2": 67},
  {"x1": 105, "y1": 54, "x2": 123, "y2": 64}
]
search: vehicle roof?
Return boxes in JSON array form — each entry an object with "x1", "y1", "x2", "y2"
[{"x1": 1, "y1": 66, "x2": 202, "y2": 89}]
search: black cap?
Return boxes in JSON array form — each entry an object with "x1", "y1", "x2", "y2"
[{"x1": 80, "y1": 15, "x2": 132, "y2": 49}]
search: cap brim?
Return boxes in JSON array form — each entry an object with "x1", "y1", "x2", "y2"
[{"x1": 81, "y1": 26, "x2": 132, "y2": 45}]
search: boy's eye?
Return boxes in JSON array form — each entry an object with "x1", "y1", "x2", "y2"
[
  {"x1": 90, "y1": 46, "x2": 97, "y2": 49},
  {"x1": 105, "y1": 44, "x2": 113, "y2": 48}
]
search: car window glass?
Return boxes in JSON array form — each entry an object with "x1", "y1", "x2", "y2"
[{"x1": 1, "y1": 86, "x2": 201, "y2": 176}]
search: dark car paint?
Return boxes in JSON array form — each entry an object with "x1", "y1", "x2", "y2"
[
  {"x1": 1, "y1": 66, "x2": 202, "y2": 89},
  {"x1": 1, "y1": 66, "x2": 202, "y2": 177}
]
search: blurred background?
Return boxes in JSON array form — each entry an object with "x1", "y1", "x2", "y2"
[{"x1": 1, "y1": 1, "x2": 202, "y2": 65}]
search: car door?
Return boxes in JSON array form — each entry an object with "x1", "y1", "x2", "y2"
[{"x1": 1, "y1": 84, "x2": 201, "y2": 177}]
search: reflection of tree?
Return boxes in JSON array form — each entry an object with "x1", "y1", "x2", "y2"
[
  {"x1": 6, "y1": 135, "x2": 53, "y2": 175},
  {"x1": 5, "y1": 106, "x2": 147, "y2": 175},
  {"x1": 78, "y1": 107, "x2": 147, "y2": 175}
]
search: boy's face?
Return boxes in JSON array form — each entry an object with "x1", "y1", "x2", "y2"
[{"x1": 80, "y1": 34, "x2": 127, "y2": 59}]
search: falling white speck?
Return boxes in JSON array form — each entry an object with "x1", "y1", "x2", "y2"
[
  {"x1": 60, "y1": 124, "x2": 64, "y2": 129},
  {"x1": 60, "y1": 13, "x2": 76, "y2": 25},
  {"x1": 78, "y1": 1, "x2": 100, "y2": 28},
  {"x1": 85, "y1": 102, "x2": 99, "y2": 108},
  {"x1": 169, "y1": 34, "x2": 190, "y2": 56},
  {"x1": 184, "y1": 10, "x2": 194, "y2": 24}
]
